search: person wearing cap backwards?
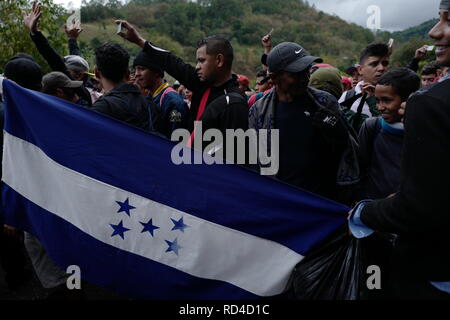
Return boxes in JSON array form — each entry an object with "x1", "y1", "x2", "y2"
[
  {"x1": 348, "y1": 0, "x2": 450, "y2": 299},
  {"x1": 249, "y1": 42, "x2": 352, "y2": 202},
  {"x1": 133, "y1": 51, "x2": 189, "y2": 138},
  {"x1": 42, "y1": 71, "x2": 89, "y2": 106},
  {"x1": 23, "y1": 2, "x2": 93, "y2": 106},
  {"x1": 115, "y1": 20, "x2": 248, "y2": 157}
]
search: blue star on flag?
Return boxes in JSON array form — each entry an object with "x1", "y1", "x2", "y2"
[
  {"x1": 140, "y1": 218, "x2": 159, "y2": 237},
  {"x1": 110, "y1": 220, "x2": 130, "y2": 240},
  {"x1": 165, "y1": 238, "x2": 182, "y2": 255},
  {"x1": 116, "y1": 198, "x2": 136, "y2": 216},
  {"x1": 171, "y1": 217, "x2": 189, "y2": 233}
]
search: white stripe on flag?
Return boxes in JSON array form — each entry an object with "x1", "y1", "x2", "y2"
[{"x1": 2, "y1": 131, "x2": 303, "y2": 296}]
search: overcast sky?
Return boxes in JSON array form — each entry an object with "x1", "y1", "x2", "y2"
[
  {"x1": 54, "y1": 0, "x2": 440, "y2": 31},
  {"x1": 309, "y1": 0, "x2": 440, "y2": 31}
]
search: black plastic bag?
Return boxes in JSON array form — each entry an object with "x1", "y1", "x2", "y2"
[{"x1": 286, "y1": 227, "x2": 369, "y2": 300}]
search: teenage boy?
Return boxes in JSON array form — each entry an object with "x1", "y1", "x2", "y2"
[
  {"x1": 339, "y1": 42, "x2": 390, "y2": 132},
  {"x1": 133, "y1": 50, "x2": 189, "y2": 138},
  {"x1": 357, "y1": 67, "x2": 420, "y2": 200}
]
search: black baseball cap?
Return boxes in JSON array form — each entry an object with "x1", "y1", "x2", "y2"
[
  {"x1": 267, "y1": 42, "x2": 323, "y2": 73},
  {"x1": 42, "y1": 71, "x2": 83, "y2": 93}
]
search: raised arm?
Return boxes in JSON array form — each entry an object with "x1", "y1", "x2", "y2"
[
  {"x1": 23, "y1": 2, "x2": 68, "y2": 74},
  {"x1": 405, "y1": 45, "x2": 428, "y2": 72},
  {"x1": 115, "y1": 20, "x2": 202, "y2": 92},
  {"x1": 64, "y1": 20, "x2": 83, "y2": 56}
]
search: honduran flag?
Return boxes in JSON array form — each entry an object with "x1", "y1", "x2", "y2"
[{"x1": 0, "y1": 79, "x2": 347, "y2": 299}]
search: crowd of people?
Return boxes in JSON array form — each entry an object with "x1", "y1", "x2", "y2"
[{"x1": 0, "y1": 0, "x2": 449, "y2": 300}]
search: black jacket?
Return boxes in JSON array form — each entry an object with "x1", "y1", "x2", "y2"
[
  {"x1": 92, "y1": 83, "x2": 151, "y2": 132},
  {"x1": 360, "y1": 79, "x2": 450, "y2": 281},
  {"x1": 405, "y1": 58, "x2": 420, "y2": 73},
  {"x1": 30, "y1": 31, "x2": 92, "y2": 106},
  {"x1": 141, "y1": 42, "x2": 248, "y2": 137}
]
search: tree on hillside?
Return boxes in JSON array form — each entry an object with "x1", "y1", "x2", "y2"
[
  {"x1": 390, "y1": 37, "x2": 434, "y2": 70},
  {"x1": 0, "y1": 0, "x2": 67, "y2": 73},
  {"x1": 81, "y1": 0, "x2": 124, "y2": 22}
]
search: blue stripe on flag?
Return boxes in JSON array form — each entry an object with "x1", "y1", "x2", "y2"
[{"x1": 2, "y1": 184, "x2": 259, "y2": 299}]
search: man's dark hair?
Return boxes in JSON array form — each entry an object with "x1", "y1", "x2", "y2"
[
  {"x1": 422, "y1": 61, "x2": 440, "y2": 76},
  {"x1": 10, "y1": 53, "x2": 36, "y2": 62},
  {"x1": 4, "y1": 58, "x2": 42, "y2": 92},
  {"x1": 197, "y1": 36, "x2": 234, "y2": 69},
  {"x1": 95, "y1": 42, "x2": 129, "y2": 83},
  {"x1": 359, "y1": 42, "x2": 390, "y2": 64},
  {"x1": 378, "y1": 67, "x2": 420, "y2": 101},
  {"x1": 256, "y1": 69, "x2": 267, "y2": 78}
]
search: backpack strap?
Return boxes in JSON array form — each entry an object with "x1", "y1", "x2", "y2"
[
  {"x1": 159, "y1": 87, "x2": 177, "y2": 108},
  {"x1": 365, "y1": 117, "x2": 382, "y2": 162},
  {"x1": 365, "y1": 117, "x2": 382, "y2": 139},
  {"x1": 341, "y1": 88, "x2": 363, "y2": 109}
]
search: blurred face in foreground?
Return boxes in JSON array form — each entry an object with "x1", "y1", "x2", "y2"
[{"x1": 429, "y1": 10, "x2": 450, "y2": 67}]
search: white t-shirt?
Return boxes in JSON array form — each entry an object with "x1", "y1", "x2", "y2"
[{"x1": 338, "y1": 81, "x2": 373, "y2": 117}]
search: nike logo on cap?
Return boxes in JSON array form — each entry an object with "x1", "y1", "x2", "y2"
[{"x1": 295, "y1": 49, "x2": 303, "y2": 54}]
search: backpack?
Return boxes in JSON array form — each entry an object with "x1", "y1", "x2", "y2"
[
  {"x1": 146, "y1": 87, "x2": 178, "y2": 134},
  {"x1": 363, "y1": 117, "x2": 382, "y2": 164},
  {"x1": 340, "y1": 89, "x2": 363, "y2": 110},
  {"x1": 340, "y1": 89, "x2": 370, "y2": 133},
  {"x1": 159, "y1": 87, "x2": 177, "y2": 107}
]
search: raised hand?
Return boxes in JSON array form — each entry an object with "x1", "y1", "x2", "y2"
[
  {"x1": 262, "y1": 32, "x2": 272, "y2": 54},
  {"x1": 414, "y1": 45, "x2": 428, "y2": 60},
  {"x1": 64, "y1": 20, "x2": 83, "y2": 40},
  {"x1": 115, "y1": 20, "x2": 146, "y2": 48},
  {"x1": 361, "y1": 82, "x2": 376, "y2": 96},
  {"x1": 23, "y1": 1, "x2": 42, "y2": 35}
]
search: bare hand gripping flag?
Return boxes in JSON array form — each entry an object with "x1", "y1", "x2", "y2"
[{"x1": 0, "y1": 79, "x2": 347, "y2": 299}]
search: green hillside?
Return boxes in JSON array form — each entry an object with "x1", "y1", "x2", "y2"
[
  {"x1": 392, "y1": 19, "x2": 439, "y2": 42},
  {"x1": 2, "y1": 0, "x2": 436, "y2": 78},
  {"x1": 77, "y1": 0, "x2": 380, "y2": 77}
]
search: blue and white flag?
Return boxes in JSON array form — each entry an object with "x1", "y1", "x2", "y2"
[{"x1": 0, "y1": 79, "x2": 347, "y2": 299}]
